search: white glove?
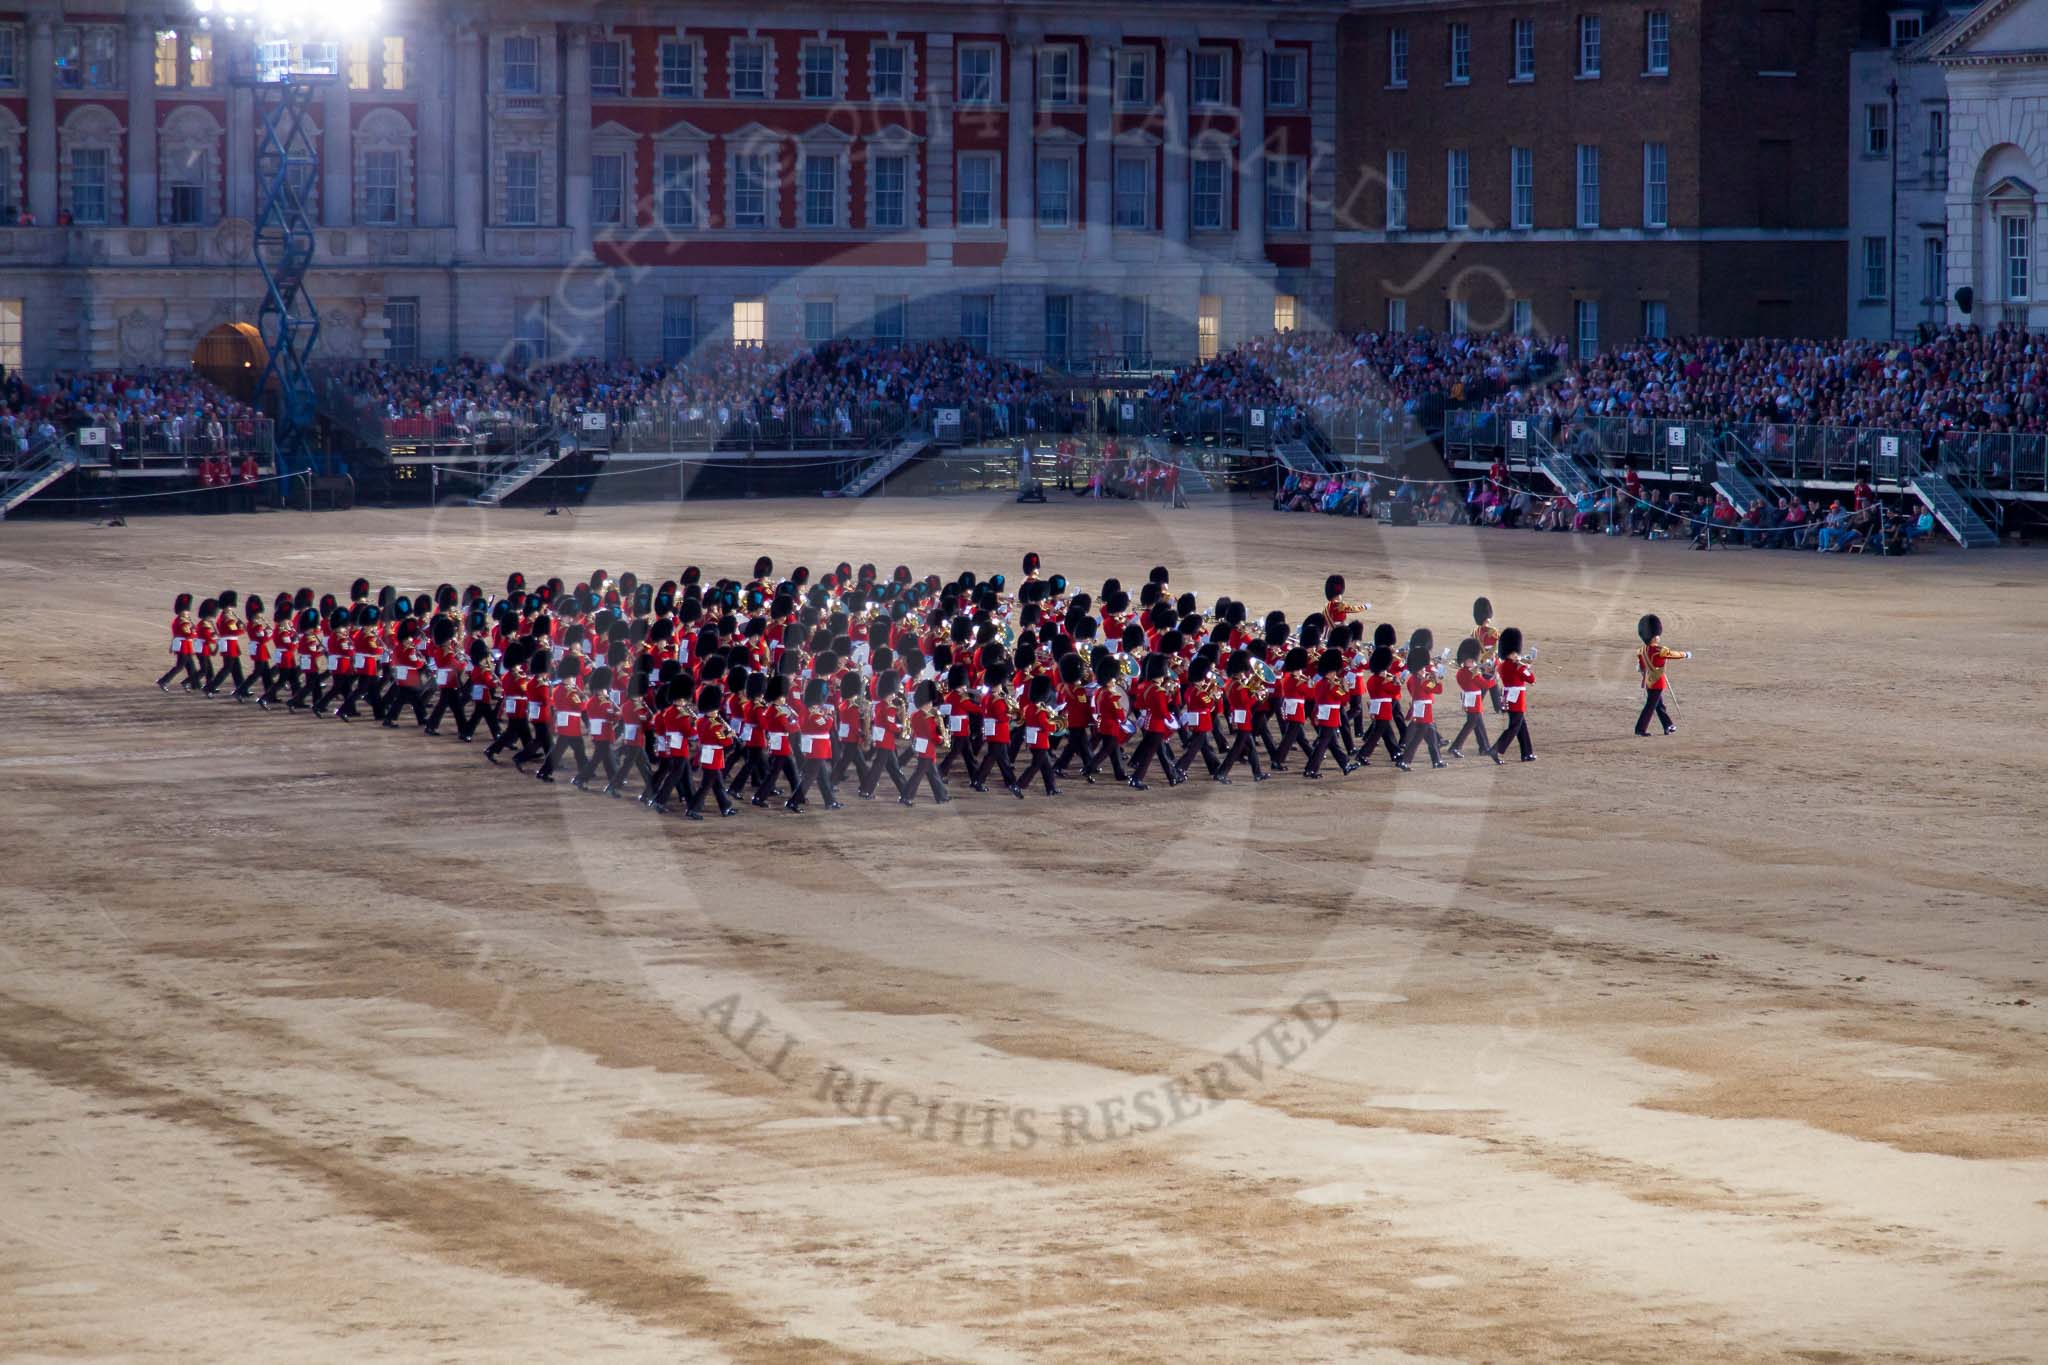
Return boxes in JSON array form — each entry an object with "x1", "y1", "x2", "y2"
[{"x1": 1682, "y1": 651, "x2": 1693, "y2": 660}]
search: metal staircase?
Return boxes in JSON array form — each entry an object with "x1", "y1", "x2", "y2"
[
  {"x1": 1710, "y1": 465, "x2": 1770, "y2": 517},
  {"x1": 469, "y1": 429, "x2": 567, "y2": 507},
  {"x1": 838, "y1": 433, "x2": 932, "y2": 498},
  {"x1": 1528, "y1": 431, "x2": 1600, "y2": 499},
  {"x1": 0, "y1": 439, "x2": 80, "y2": 519},
  {"x1": 1275, "y1": 440, "x2": 1329, "y2": 475},
  {"x1": 1909, "y1": 473, "x2": 2001, "y2": 549}
]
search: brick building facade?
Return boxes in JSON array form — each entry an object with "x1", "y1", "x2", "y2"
[
  {"x1": 1334, "y1": 0, "x2": 1866, "y2": 352},
  {"x1": 0, "y1": 0, "x2": 1343, "y2": 377}
]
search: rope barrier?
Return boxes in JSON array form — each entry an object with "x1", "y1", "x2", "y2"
[{"x1": 27, "y1": 468, "x2": 315, "y2": 504}]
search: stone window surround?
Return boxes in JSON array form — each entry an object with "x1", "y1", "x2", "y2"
[
  {"x1": 159, "y1": 102, "x2": 224, "y2": 226},
  {"x1": 796, "y1": 123, "x2": 852, "y2": 229},
  {"x1": 862, "y1": 124, "x2": 922, "y2": 231},
  {"x1": 654, "y1": 119, "x2": 712, "y2": 230},
  {"x1": 725, "y1": 122, "x2": 783, "y2": 229},
  {"x1": 590, "y1": 119, "x2": 640, "y2": 229},
  {"x1": 353, "y1": 105, "x2": 415, "y2": 227},
  {"x1": 60, "y1": 103, "x2": 123, "y2": 225},
  {"x1": 867, "y1": 35, "x2": 919, "y2": 103}
]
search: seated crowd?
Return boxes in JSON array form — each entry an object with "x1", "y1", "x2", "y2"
[{"x1": 2, "y1": 367, "x2": 259, "y2": 462}]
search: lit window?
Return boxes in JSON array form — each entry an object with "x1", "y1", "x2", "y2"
[
  {"x1": 381, "y1": 36, "x2": 406, "y2": 91},
  {"x1": 732, "y1": 298, "x2": 765, "y2": 347},
  {"x1": 188, "y1": 34, "x2": 213, "y2": 88},
  {"x1": 1198, "y1": 295, "x2": 1221, "y2": 360},
  {"x1": 346, "y1": 39, "x2": 370, "y2": 91},
  {"x1": 155, "y1": 30, "x2": 178, "y2": 88},
  {"x1": 1273, "y1": 295, "x2": 1298, "y2": 333},
  {"x1": 2, "y1": 299, "x2": 27, "y2": 369}
]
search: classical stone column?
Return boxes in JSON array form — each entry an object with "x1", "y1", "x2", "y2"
[
  {"x1": 415, "y1": 23, "x2": 449, "y2": 227},
  {"x1": 26, "y1": 11, "x2": 57, "y2": 223},
  {"x1": 1236, "y1": 43, "x2": 1265, "y2": 263},
  {"x1": 1005, "y1": 38, "x2": 1035, "y2": 262},
  {"x1": 322, "y1": 77, "x2": 352, "y2": 227},
  {"x1": 127, "y1": 15, "x2": 158, "y2": 226},
  {"x1": 1084, "y1": 40, "x2": 1112, "y2": 258},
  {"x1": 1163, "y1": 40, "x2": 1190, "y2": 251},
  {"x1": 925, "y1": 32, "x2": 954, "y2": 266},
  {"x1": 453, "y1": 22, "x2": 485, "y2": 257},
  {"x1": 564, "y1": 25, "x2": 592, "y2": 253}
]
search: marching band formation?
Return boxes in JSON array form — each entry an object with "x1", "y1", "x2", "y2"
[{"x1": 151, "y1": 555, "x2": 1588, "y2": 819}]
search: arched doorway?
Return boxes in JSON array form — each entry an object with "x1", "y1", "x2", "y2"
[{"x1": 192, "y1": 322, "x2": 268, "y2": 404}]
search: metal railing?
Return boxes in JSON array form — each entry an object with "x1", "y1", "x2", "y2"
[
  {"x1": 40, "y1": 417, "x2": 277, "y2": 465},
  {"x1": 1444, "y1": 410, "x2": 2048, "y2": 495}
]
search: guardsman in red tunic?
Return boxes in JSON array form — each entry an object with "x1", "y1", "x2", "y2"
[
  {"x1": 1090, "y1": 651, "x2": 1136, "y2": 784},
  {"x1": 903, "y1": 680, "x2": 952, "y2": 804},
  {"x1": 858, "y1": 670, "x2": 915, "y2": 801},
  {"x1": 158, "y1": 593, "x2": 200, "y2": 691},
  {"x1": 970, "y1": 664, "x2": 1025, "y2": 796},
  {"x1": 1303, "y1": 649, "x2": 1358, "y2": 778},
  {"x1": 380, "y1": 617, "x2": 431, "y2": 728},
  {"x1": 1396, "y1": 643, "x2": 1449, "y2": 771},
  {"x1": 1471, "y1": 597, "x2": 1504, "y2": 713},
  {"x1": 612, "y1": 666, "x2": 657, "y2": 800},
  {"x1": 728, "y1": 671, "x2": 771, "y2": 801},
  {"x1": 191, "y1": 598, "x2": 221, "y2": 693},
  {"x1": 1323, "y1": 573, "x2": 1366, "y2": 631},
  {"x1": 1446, "y1": 638, "x2": 1502, "y2": 765},
  {"x1": 1176, "y1": 654, "x2": 1227, "y2": 779},
  {"x1": 750, "y1": 673, "x2": 802, "y2": 806},
  {"x1": 1357, "y1": 645, "x2": 1404, "y2": 765},
  {"x1": 1214, "y1": 650, "x2": 1270, "y2": 783},
  {"x1": 231, "y1": 592, "x2": 268, "y2": 702},
  {"x1": 1016, "y1": 674, "x2": 1063, "y2": 796},
  {"x1": 1050, "y1": 652, "x2": 1100, "y2": 783},
  {"x1": 686, "y1": 684, "x2": 741, "y2": 820},
  {"x1": 937, "y1": 664, "x2": 979, "y2": 781},
  {"x1": 575, "y1": 664, "x2": 623, "y2": 792},
  {"x1": 1634, "y1": 614, "x2": 1690, "y2": 736},
  {"x1": 1126, "y1": 653, "x2": 1185, "y2": 791},
  {"x1": 453, "y1": 637, "x2": 501, "y2": 742},
  {"x1": 534, "y1": 654, "x2": 589, "y2": 783},
  {"x1": 1271, "y1": 646, "x2": 1315, "y2": 770},
  {"x1": 509, "y1": 648, "x2": 555, "y2": 770},
  {"x1": 786, "y1": 676, "x2": 844, "y2": 812},
  {"x1": 647, "y1": 680, "x2": 698, "y2": 812},
  {"x1": 1495, "y1": 627, "x2": 1536, "y2": 761}
]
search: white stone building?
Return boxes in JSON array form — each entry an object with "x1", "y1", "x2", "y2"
[
  {"x1": 1847, "y1": 4, "x2": 1960, "y2": 338},
  {"x1": 0, "y1": 0, "x2": 1344, "y2": 379}
]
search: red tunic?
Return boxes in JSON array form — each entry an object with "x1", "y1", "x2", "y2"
[
  {"x1": 1406, "y1": 671, "x2": 1442, "y2": 725},
  {"x1": 797, "y1": 705, "x2": 836, "y2": 761},
  {"x1": 1020, "y1": 702, "x2": 1057, "y2": 750},
  {"x1": 1223, "y1": 681, "x2": 1259, "y2": 733},
  {"x1": 1365, "y1": 673, "x2": 1401, "y2": 721},
  {"x1": 1311, "y1": 677, "x2": 1347, "y2": 729},
  {"x1": 909, "y1": 710, "x2": 943, "y2": 759},
  {"x1": 1454, "y1": 665, "x2": 1488, "y2": 714},
  {"x1": 1497, "y1": 659, "x2": 1534, "y2": 713}
]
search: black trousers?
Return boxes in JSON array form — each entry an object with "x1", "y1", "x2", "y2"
[
  {"x1": 575, "y1": 741, "x2": 622, "y2": 787},
  {"x1": 1447, "y1": 713, "x2": 1493, "y2": 756},
  {"x1": 751, "y1": 753, "x2": 800, "y2": 803},
  {"x1": 972, "y1": 740, "x2": 1019, "y2": 790},
  {"x1": 1092, "y1": 735, "x2": 1131, "y2": 782},
  {"x1": 203, "y1": 655, "x2": 246, "y2": 695},
  {"x1": 1017, "y1": 748, "x2": 1060, "y2": 794},
  {"x1": 1399, "y1": 719, "x2": 1443, "y2": 767},
  {"x1": 235, "y1": 657, "x2": 272, "y2": 699},
  {"x1": 788, "y1": 757, "x2": 839, "y2": 808},
  {"x1": 1179, "y1": 730, "x2": 1224, "y2": 776},
  {"x1": 537, "y1": 734, "x2": 586, "y2": 779},
  {"x1": 1357, "y1": 717, "x2": 1402, "y2": 764},
  {"x1": 902, "y1": 754, "x2": 950, "y2": 802},
  {"x1": 261, "y1": 662, "x2": 300, "y2": 706},
  {"x1": 619, "y1": 744, "x2": 657, "y2": 795},
  {"x1": 513, "y1": 722, "x2": 552, "y2": 768},
  {"x1": 688, "y1": 767, "x2": 733, "y2": 815},
  {"x1": 1216, "y1": 730, "x2": 1267, "y2": 781},
  {"x1": 158, "y1": 654, "x2": 203, "y2": 689},
  {"x1": 1253, "y1": 712, "x2": 1284, "y2": 764},
  {"x1": 1304, "y1": 726, "x2": 1352, "y2": 776},
  {"x1": 381, "y1": 683, "x2": 429, "y2": 727},
  {"x1": 937, "y1": 731, "x2": 978, "y2": 779},
  {"x1": 860, "y1": 748, "x2": 911, "y2": 799},
  {"x1": 1636, "y1": 690, "x2": 1674, "y2": 734},
  {"x1": 1129, "y1": 731, "x2": 1180, "y2": 785},
  {"x1": 423, "y1": 688, "x2": 464, "y2": 735},
  {"x1": 653, "y1": 756, "x2": 694, "y2": 807},
  {"x1": 1052, "y1": 729, "x2": 1099, "y2": 778},
  {"x1": 485, "y1": 711, "x2": 527, "y2": 757},
  {"x1": 1273, "y1": 719, "x2": 1314, "y2": 768},
  {"x1": 1497, "y1": 712, "x2": 1534, "y2": 759}
]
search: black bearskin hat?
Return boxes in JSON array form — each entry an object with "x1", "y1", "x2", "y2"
[
  {"x1": 294, "y1": 587, "x2": 315, "y2": 610},
  {"x1": 1637, "y1": 614, "x2": 1662, "y2": 645},
  {"x1": 1263, "y1": 619, "x2": 1290, "y2": 648},
  {"x1": 1317, "y1": 648, "x2": 1343, "y2": 675},
  {"x1": 1374, "y1": 622, "x2": 1397, "y2": 649},
  {"x1": 1226, "y1": 649, "x2": 1252, "y2": 677},
  {"x1": 1283, "y1": 646, "x2": 1308, "y2": 672},
  {"x1": 396, "y1": 618, "x2": 421, "y2": 644},
  {"x1": 1022, "y1": 551, "x2": 1042, "y2": 576},
  {"x1": 393, "y1": 595, "x2": 412, "y2": 618},
  {"x1": 1048, "y1": 573, "x2": 1068, "y2": 596},
  {"x1": 1092, "y1": 652, "x2": 1119, "y2": 685},
  {"x1": 1498, "y1": 627, "x2": 1524, "y2": 657},
  {"x1": 350, "y1": 577, "x2": 370, "y2": 603},
  {"x1": 298, "y1": 608, "x2": 321, "y2": 631},
  {"x1": 218, "y1": 589, "x2": 239, "y2": 610},
  {"x1": 587, "y1": 665, "x2": 614, "y2": 693},
  {"x1": 1141, "y1": 653, "x2": 1169, "y2": 681},
  {"x1": 431, "y1": 616, "x2": 458, "y2": 646},
  {"x1": 174, "y1": 592, "x2": 193, "y2": 613},
  {"x1": 377, "y1": 584, "x2": 397, "y2": 612},
  {"x1": 1473, "y1": 596, "x2": 1493, "y2": 626},
  {"x1": 1409, "y1": 627, "x2": 1434, "y2": 656},
  {"x1": 318, "y1": 592, "x2": 338, "y2": 613},
  {"x1": 1407, "y1": 643, "x2": 1429, "y2": 674},
  {"x1": 197, "y1": 597, "x2": 218, "y2": 619},
  {"x1": 752, "y1": 556, "x2": 774, "y2": 580},
  {"x1": 1324, "y1": 574, "x2": 1345, "y2": 601},
  {"x1": 1058, "y1": 652, "x2": 1085, "y2": 684},
  {"x1": 1456, "y1": 637, "x2": 1481, "y2": 665},
  {"x1": 1149, "y1": 564, "x2": 1170, "y2": 585},
  {"x1": 436, "y1": 584, "x2": 459, "y2": 609},
  {"x1": 506, "y1": 572, "x2": 527, "y2": 596},
  {"x1": 893, "y1": 564, "x2": 913, "y2": 584},
  {"x1": 1369, "y1": 645, "x2": 1395, "y2": 673}
]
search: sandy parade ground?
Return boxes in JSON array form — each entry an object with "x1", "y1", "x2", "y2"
[{"x1": 2, "y1": 494, "x2": 2047, "y2": 1363}]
